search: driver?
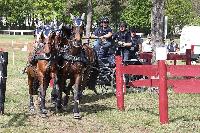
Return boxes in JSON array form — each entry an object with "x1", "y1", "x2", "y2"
[
  {"x1": 113, "y1": 22, "x2": 132, "y2": 61},
  {"x1": 92, "y1": 17, "x2": 113, "y2": 59}
]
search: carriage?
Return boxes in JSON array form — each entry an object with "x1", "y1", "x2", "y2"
[{"x1": 86, "y1": 37, "x2": 144, "y2": 94}]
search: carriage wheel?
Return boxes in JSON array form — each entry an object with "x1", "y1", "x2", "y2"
[
  {"x1": 110, "y1": 69, "x2": 116, "y2": 94},
  {"x1": 127, "y1": 75, "x2": 147, "y2": 93}
]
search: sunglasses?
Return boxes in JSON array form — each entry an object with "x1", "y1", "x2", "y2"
[{"x1": 103, "y1": 21, "x2": 108, "y2": 23}]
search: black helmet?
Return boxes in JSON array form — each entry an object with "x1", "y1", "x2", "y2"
[
  {"x1": 98, "y1": 18, "x2": 103, "y2": 26},
  {"x1": 99, "y1": 17, "x2": 103, "y2": 23},
  {"x1": 119, "y1": 22, "x2": 127, "y2": 28},
  {"x1": 130, "y1": 27, "x2": 137, "y2": 33},
  {"x1": 102, "y1": 16, "x2": 109, "y2": 23}
]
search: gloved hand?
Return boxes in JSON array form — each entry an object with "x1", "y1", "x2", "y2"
[
  {"x1": 130, "y1": 47, "x2": 135, "y2": 51},
  {"x1": 118, "y1": 41, "x2": 124, "y2": 46}
]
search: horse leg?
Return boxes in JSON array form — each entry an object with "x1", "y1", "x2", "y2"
[
  {"x1": 28, "y1": 75, "x2": 36, "y2": 114},
  {"x1": 72, "y1": 75, "x2": 82, "y2": 119},
  {"x1": 38, "y1": 77, "x2": 48, "y2": 116},
  {"x1": 62, "y1": 84, "x2": 71, "y2": 111},
  {"x1": 50, "y1": 79, "x2": 57, "y2": 107},
  {"x1": 54, "y1": 75, "x2": 63, "y2": 112}
]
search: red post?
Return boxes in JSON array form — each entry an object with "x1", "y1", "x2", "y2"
[
  {"x1": 158, "y1": 60, "x2": 169, "y2": 124},
  {"x1": 115, "y1": 56, "x2": 124, "y2": 111},
  {"x1": 186, "y1": 49, "x2": 191, "y2": 65}
]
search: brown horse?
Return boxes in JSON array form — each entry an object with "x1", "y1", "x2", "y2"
[
  {"x1": 57, "y1": 14, "x2": 99, "y2": 119},
  {"x1": 26, "y1": 24, "x2": 61, "y2": 116}
]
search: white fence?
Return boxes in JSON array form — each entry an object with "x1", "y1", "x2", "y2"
[{"x1": 0, "y1": 30, "x2": 34, "y2": 35}]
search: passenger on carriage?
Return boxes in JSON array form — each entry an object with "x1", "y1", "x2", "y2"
[
  {"x1": 92, "y1": 17, "x2": 113, "y2": 59},
  {"x1": 113, "y1": 22, "x2": 132, "y2": 61},
  {"x1": 129, "y1": 28, "x2": 142, "y2": 59},
  {"x1": 167, "y1": 38, "x2": 179, "y2": 52},
  {"x1": 142, "y1": 34, "x2": 152, "y2": 52}
]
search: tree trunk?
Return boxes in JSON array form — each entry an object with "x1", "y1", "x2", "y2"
[
  {"x1": 85, "y1": 0, "x2": 92, "y2": 38},
  {"x1": 151, "y1": 0, "x2": 165, "y2": 63}
]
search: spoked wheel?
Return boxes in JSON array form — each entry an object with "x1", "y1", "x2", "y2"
[
  {"x1": 98, "y1": 84, "x2": 110, "y2": 94},
  {"x1": 126, "y1": 74, "x2": 147, "y2": 93},
  {"x1": 110, "y1": 69, "x2": 116, "y2": 94}
]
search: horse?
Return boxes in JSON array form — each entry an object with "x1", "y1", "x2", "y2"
[
  {"x1": 56, "y1": 13, "x2": 99, "y2": 119},
  {"x1": 26, "y1": 23, "x2": 61, "y2": 117}
]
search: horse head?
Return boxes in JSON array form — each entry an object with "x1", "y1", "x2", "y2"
[
  {"x1": 70, "y1": 13, "x2": 85, "y2": 47},
  {"x1": 34, "y1": 22, "x2": 60, "y2": 54}
]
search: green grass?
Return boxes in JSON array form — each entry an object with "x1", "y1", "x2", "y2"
[
  {"x1": 0, "y1": 36, "x2": 200, "y2": 132},
  {"x1": 0, "y1": 35, "x2": 34, "y2": 42}
]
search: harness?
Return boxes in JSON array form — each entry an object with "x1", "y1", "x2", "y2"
[{"x1": 60, "y1": 45, "x2": 85, "y2": 63}]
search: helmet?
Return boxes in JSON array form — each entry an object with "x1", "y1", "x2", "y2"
[
  {"x1": 119, "y1": 22, "x2": 127, "y2": 28},
  {"x1": 102, "y1": 16, "x2": 109, "y2": 23},
  {"x1": 130, "y1": 27, "x2": 137, "y2": 33},
  {"x1": 98, "y1": 18, "x2": 103, "y2": 25}
]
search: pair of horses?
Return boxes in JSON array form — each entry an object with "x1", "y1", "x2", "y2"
[{"x1": 26, "y1": 13, "x2": 99, "y2": 118}]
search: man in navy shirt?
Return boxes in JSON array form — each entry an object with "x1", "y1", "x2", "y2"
[
  {"x1": 113, "y1": 22, "x2": 132, "y2": 60},
  {"x1": 129, "y1": 28, "x2": 142, "y2": 59},
  {"x1": 93, "y1": 17, "x2": 113, "y2": 59}
]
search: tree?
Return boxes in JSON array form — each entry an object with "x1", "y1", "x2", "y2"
[
  {"x1": 151, "y1": 0, "x2": 165, "y2": 63},
  {"x1": 85, "y1": 0, "x2": 93, "y2": 38}
]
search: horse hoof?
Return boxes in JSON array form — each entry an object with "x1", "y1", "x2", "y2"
[
  {"x1": 0, "y1": 107, "x2": 4, "y2": 115},
  {"x1": 62, "y1": 106, "x2": 67, "y2": 111},
  {"x1": 55, "y1": 107, "x2": 62, "y2": 113},
  {"x1": 0, "y1": 111, "x2": 4, "y2": 115},
  {"x1": 39, "y1": 113, "x2": 48, "y2": 118},
  {"x1": 29, "y1": 107, "x2": 36, "y2": 114},
  {"x1": 50, "y1": 102, "x2": 56, "y2": 108},
  {"x1": 73, "y1": 113, "x2": 81, "y2": 119},
  {"x1": 40, "y1": 108, "x2": 48, "y2": 114}
]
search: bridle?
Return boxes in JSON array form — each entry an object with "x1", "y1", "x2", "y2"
[{"x1": 71, "y1": 17, "x2": 84, "y2": 47}]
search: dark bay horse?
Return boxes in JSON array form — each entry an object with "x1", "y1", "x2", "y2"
[
  {"x1": 26, "y1": 24, "x2": 61, "y2": 116},
  {"x1": 57, "y1": 13, "x2": 99, "y2": 119}
]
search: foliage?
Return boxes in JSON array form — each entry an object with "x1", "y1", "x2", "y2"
[
  {"x1": 0, "y1": 0, "x2": 33, "y2": 28},
  {"x1": 65, "y1": 0, "x2": 88, "y2": 23},
  {"x1": 32, "y1": 0, "x2": 66, "y2": 23},
  {"x1": 165, "y1": 0, "x2": 200, "y2": 35},
  {"x1": 92, "y1": 0, "x2": 112, "y2": 23},
  {"x1": 121, "y1": 0, "x2": 151, "y2": 33},
  {"x1": 1, "y1": 0, "x2": 200, "y2": 35}
]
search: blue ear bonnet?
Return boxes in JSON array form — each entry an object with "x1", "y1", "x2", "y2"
[{"x1": 73, "y1": 17, "x2": 84, "y2": 27}]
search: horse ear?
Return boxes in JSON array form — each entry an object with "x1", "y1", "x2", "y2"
[
  {"x1": 81, "y1": 13, "x2": 85, "y2": 20},
  {"x1": 34, "y1": 22, "x2": 39, "y2": 28},
  {"x1": 53, "y1": 18, "x2": 57, "y2": 26},
  {"x1": 50, "y1": 21, "x2": 54, "y2": 28},
  {"x1": 59, "y1": 23, "x2": 63, "y2": 29},
  {"x1": 70, "y1": 13, "x2": 75, "y2": 20}
]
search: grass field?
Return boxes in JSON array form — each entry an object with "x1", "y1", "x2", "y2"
[{"x1": 0, "y1": 35, "x2": 200, "y2": 133}]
